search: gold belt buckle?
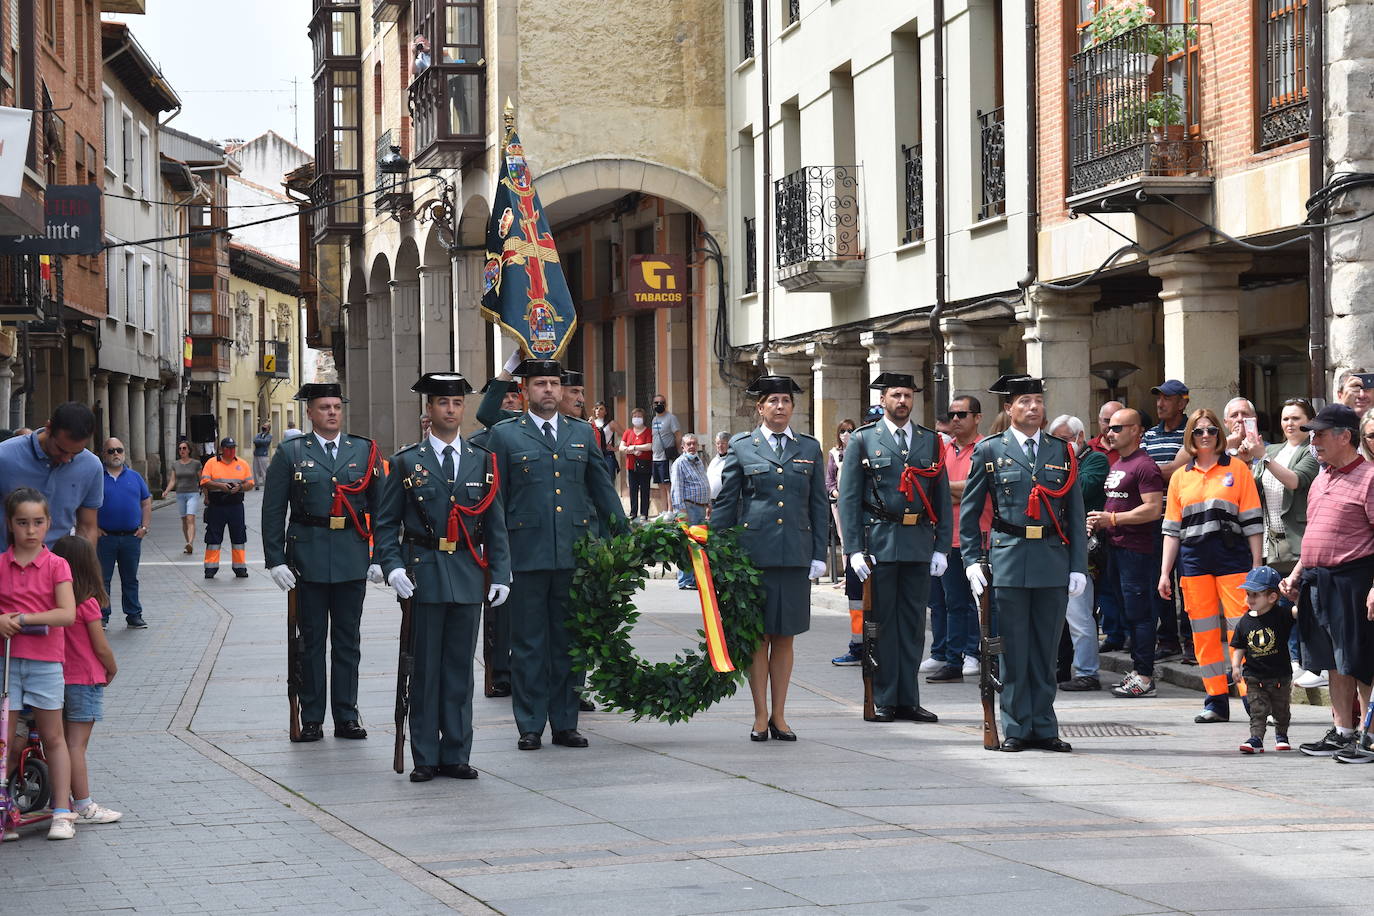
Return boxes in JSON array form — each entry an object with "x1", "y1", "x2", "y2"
[
  {"x1": 438, "y1": 537, "x2": 457, "y2": 553},
  {"x1": 901, "y1": 512, "x2": 919, "y2": 526},
  {"x1": 1025, "y1": 525, "x2": 1043, "y2": 539},
  {"x1": 329, "y1": 516, "x2": 346, "y2": 530}
]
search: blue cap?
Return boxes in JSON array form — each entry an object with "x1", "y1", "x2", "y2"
[
  {"x1": 865, "y1": 404, "x2": 884, "y2": 421},
  {"x1": 1151, "y1": 379, "x2": 1189, "y2": 397},
  {"x1": 1238, "y1": 566, "x2": 1282, "y2": 592}
]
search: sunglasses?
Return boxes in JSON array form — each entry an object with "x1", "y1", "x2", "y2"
[
  {"x1": 946, "y1": 410, "x2": 972, "y2": 420},
  {"x1": 1191, "y1": 426, "x2": 1221, "y2": 437},
  {"x1": 106, "y1": 447, "x2": 124, "y2": 454},
  {"x1": 1106, "y1": 423, "x2": 1138, "y2": 433},
  {"x1": 652, "y1": 402, "x2": 665, "y2": 407},
  {"x1": 1363, "y1": 432, "x2": 1374, "y2": 440}
]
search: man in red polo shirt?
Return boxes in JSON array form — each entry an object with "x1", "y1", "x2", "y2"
[{"x1": 1280, "y1": 403, "x2": 1374, "y2": 760}]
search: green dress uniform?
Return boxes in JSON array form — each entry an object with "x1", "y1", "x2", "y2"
[
  {"x1": 372, "y1": 415, "x2": 511, "y2": 771},
  {"x1": 712, "y1": 424, "x2": 829, "y2": 637},
  {"x1": 261, "y1": 386, "x2": 382, "y2": 731},
  {"x1": 471, "y1": 377, "x2": 518, "y2": 695},
  {"x1": 959, "y1": 379, "x2": 1087, "y2": 745},
  {"x1": 837, "y1": 407, "x2": 952, "y2": 712},
  {"x1": 487, "y1": 362, "x2": 626, "y2": 744}
]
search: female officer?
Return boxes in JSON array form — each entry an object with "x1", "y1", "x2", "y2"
[{"x1": 712, "y1": 375, "x2": 829, "y2": 741}]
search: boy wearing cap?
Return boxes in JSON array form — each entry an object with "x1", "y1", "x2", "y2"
[{"x1": 1230, "y1": 566, "x2": 1294, "y2": 753}]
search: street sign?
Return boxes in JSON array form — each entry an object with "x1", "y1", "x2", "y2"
[
  {"x1": 0, "y1": 184, "x2": 102, "y2": 254},
  {"x1": 627, "y1": 254, "x2": 686, "y2": 308}
]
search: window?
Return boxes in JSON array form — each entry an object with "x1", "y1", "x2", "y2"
[
  {"x1": 893, "y1": 29, "x2": 922, "y2": 243},
  {"x1": 1258, "y1": 0, "x2": 1309, "y2": 149},
  {"x1": 141, "y1": 259, "x2": 152, "y2": 328},
  {"x1": 86, "y1": 140, "x2": 95, "y2": 184},
  {"x1": 44, "y1": 0, "x2": 55, "y2": 47},
  {"x1": 124, "y1": 250, "x2": 135, "y2": 322},
  {"x1": 74, "y1": 0, "x2": 84, "y2": 85},
  {"x1": 74, "y1": 130, "x2": 83, "y2": 177},
  {"x1": 138, "y1": 126, "x2": 150, "y2": 197},
  {"x1": 121, "y1": 109, "x2": 134, "y2": 186},
  {"x1": 105, "y1": 249, "x2": 116, "y2": 316},
  {"x1": 101, "y1": 89, "x2": 114, "y2": 170},
  {"x1": 741, "y1": 0, "x2": 754, "y2": 61}
]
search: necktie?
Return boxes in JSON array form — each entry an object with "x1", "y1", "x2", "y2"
[
  {"x1": 543, "y1": 421, "x2": 556, "y2": 448},
  {"x1": 441, "y1": 445, "x2": 455, "y2": 482},
  {"x1": 1025, "y1": 436, "x2": 1037, "y2": 466},
  {"x1": 895, "y1": 428, "x2": 908, "y2": 454},
  {"x1": 325, "y1": 441, "x2": 336, "y2": 463},
  {"x1": 773, "y1": 433, "x2": 785, "y2": 458}
]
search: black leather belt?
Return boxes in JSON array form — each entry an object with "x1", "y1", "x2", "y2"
[
  {"x1": 994, "y1": 518, "x2": 1047, "y2": 540},
  {"x1": 294, "y1": 512, "x2": 355, "y2": 531},
  {"x1": 404, "y1": 531, "x2": 460, "y2": 553},
  {"x1": 862, "y1": 502, "x2": 925, "y2": 526}
]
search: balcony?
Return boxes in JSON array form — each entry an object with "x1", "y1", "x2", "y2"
[
  {"x1": 372, "y1": 0, "x2": 408, "y2": 21},
  {"x1": 0, "y1": 255, "x2": 44, "y2": 321},
  {"x1": 408, "y1": 63, "x2": 485, "y2": 170},
  {"x1": 742, "y1": 216, "x2": 757, "y2": 294},
  {"x1": 1068, "y1": 21, "x2": 1213, "y2": 212},
  {"x1": 902, "y1": 143, "x2": 923, "y2": 244},
  {"x1": 1259, "y1": 0, "x2": 1309, "y2": 149},
  {"x1": 977, "y1": 108, "x2": 1006, "y2": 221},
  {"x1": 774, "y1": 166, "x2": 864, "y2": 292},
  {"x1": 309, "y1": 171, "x2": 363, "y2": 245},
  {"x1": 190, "y1": 339, "x2": 231, "y2": 381},
  {"x1": 257, "y1": 340, "x2": 291, "y2": 379}
]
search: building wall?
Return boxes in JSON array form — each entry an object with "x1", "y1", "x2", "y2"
[{"x1": 222, "y1": 274, "x2": 299, "y2": 449}]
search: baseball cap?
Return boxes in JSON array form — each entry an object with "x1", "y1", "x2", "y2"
[
  {"x1": 1150, "y1": 379, "x2": 1189, "y2": 397},
  {"x1": 864, "y1": 404, "x2": 884, "y2": 422},
  {"x1": 1300, "y1": 403, "x2": 1359, "y2": 432},
  {"x1": 1238, "y1": 566, "x2": 1282, "y2": 592},
  {"x1": 219, "y1": 437, "x2": 237, "y2": 449}
]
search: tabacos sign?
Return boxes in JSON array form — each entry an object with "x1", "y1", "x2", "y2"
[
  {"x1": 628, "y1": 254, "x2": 686, "y2": 308},
  {"x1": 0, "y1": 184, "x2": 102, "y2": 255}
]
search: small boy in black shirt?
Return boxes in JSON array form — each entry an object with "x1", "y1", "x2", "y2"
[{"x1": 1230, "y1": 566, "x2": 1295, "y2": 754}]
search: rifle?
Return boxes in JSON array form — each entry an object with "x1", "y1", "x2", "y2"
[
  {"x1": 860, "y1": 554, "x2": 880, "y2": 721},
  {"x1": 393, "y1": 594, "x2": 415, "y2": 774},
  {"x1": 977, "y1": 560, "x2": 1003, "y2": 750},
  {"x1": 286, "y1": 586, "x2": 302, "y2": 742},
  {"x1": 481, "y1": 568, "x2": 496, "y2": 697}
]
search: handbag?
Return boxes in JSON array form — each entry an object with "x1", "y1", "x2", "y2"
[{"x1": 1257, "y1": 455, "x2": 1298, "y2": 573}]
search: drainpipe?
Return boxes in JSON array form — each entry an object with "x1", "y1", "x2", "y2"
[
  {"x1": 758, "y1": 0, "x2": 772, "y2": 372},
  {"x1": 928, "y1": 0, "x2": 949, "y2": 418},
  {"x1": 1020, "y1": 0, "x2": 1039, "y2": 294},
  {"x1": 1307, "y1": 0, "x2": 1326, "y2": 399}
]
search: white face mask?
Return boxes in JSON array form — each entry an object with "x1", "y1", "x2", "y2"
[{"x1": 632, "y1": 417, "x2": 645, "y2": 428}]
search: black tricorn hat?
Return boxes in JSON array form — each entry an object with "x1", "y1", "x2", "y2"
[
  {"x1": 746, "y1": 375, "x2": 804, "y2": 398},
  {"x1": 561, "y1": 369, "x2": 585, "y2": 387},
  {"x1": 988, "y1": 374, "x2": 1045, "y2": 397},
  {"x1": 870, "y1": 372, "x2": 921, "y2": 393},
  {"x1": 294, "y1": 382, "x2": 348, "y2": 403},
  {"x1": 514, "y1": 358, "x2": 562, "y2": 379},
  {"x1": 479, "y1": 377, "x2": 510, "y2": 394},
  {"x1": 411, "y1": 372, "x2": 474, "y2": 397}
]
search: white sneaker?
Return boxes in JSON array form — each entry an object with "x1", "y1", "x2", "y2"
[
  {"x1": 2, "y1": 828, "x2": 17, "y2": 842},
  {"x1": 961, "y1": 656, "x2": 980, "y2": 677},
  {"x1": 75, "y1": 802, "x2": 122, "y2": 824},
  {"x1": 918, "y1": 657, "x2": 943, "y2": 674},
  {"x1": 47, "y1": 812, "x2": 76, "y2": 840},
  {"x1": 1295, "y1": 669, "x2": 1329, "y2": 689},
  {"x1": 1291, "y1": 660, "x2": 1303, "y2": 676}
]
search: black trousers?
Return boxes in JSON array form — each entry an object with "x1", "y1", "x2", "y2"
[
  {"x1": 295, "y1": 579, "x2": 365, "y2": 724},
  {"x1": 509, "y1": 569, "x2": 580, "y2": 736},
  {"x1": 410, "y1": 601, "x2": 481, "y2": 767}
]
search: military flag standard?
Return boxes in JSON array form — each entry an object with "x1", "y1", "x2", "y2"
[{"x1": 480, "y1": 107, "x2": 577, "y2": 360}]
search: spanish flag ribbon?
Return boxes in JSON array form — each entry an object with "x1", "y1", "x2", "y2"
[{"x1": 681, "y1": 524, "x2": 734, "y2": 673}]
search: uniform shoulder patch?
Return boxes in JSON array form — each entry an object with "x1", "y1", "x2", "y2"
[
  {"x1": 468, "y1": 439, "x2": 494, "y2": 455},
  {"x1": 393, "y1": 442, "x2": 422, "y2": 457},
  {"x1": 491, "y1": 414, "x2": 522, "y2": 429},
  {"x1": 856, "y1": 421, "x2": 880, "y2": 432},
  {"x1": 729, "y1": 431, "x2": 752, "y2": 444},
  {"x1": 347, "y1": 433, "x2": 374, "y2": 443}
]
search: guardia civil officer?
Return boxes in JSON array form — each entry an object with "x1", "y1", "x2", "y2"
[
  {"x1": 486, "y1": 359, "x2": 626, "y2": 750},
  {"x1": 373, "y1": 373, "x2": 511, "y2": 782},
  {"x1": 470, "y1": 377, "x2": 522, "y2": 699},
  {"x1": 261, "y1": 383, "x2": 383, "y2": 742},
  {"x1": 838, "y1": 372, "x2": 952, "y2": 723},
  {"x1": 960, "y1": 375, "x2": 1087, "y2": 752},
  {"x1": 712, "y1": 375, "x2": 829, "y2": 742}
]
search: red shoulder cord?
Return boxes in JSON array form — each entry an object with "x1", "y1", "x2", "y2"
[
  {"x1": 328, "y1": 440, "x2": 380, "y2": 540},
  {"x1": 1024, "y1": 443, "x2": 1079, "y2": 544},
  {"x1": 445, "y1": 451, "x2": 500, "y2": 570},
  {"x1": 897, "y1": 438, "x2": 946, "y2": 525}
]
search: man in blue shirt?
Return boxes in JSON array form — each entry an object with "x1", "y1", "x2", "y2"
[
  {"x1": 669, "y1": 433, "x2": 710, "y2": 589},
  {"x1": 0, "y1": 401, "x2": 103, "y2": 548},
  {"x1": 1141, "y1": 378, "x2": 1191, "y2": 660},
  {"x1": 97, "y1": 437, "x2": 152, "y2": 629}
]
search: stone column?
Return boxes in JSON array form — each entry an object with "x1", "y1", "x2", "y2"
[
  {"x1": 344, "y1": 301, "x2": 372, "y2": 438},
  {"x1": 144, "y1": 382, "x2": 163, "y2": 486},
  {"x1": 418, "y1": 265, "x2": 454, "y2": 372},
  {"x1": 160, "y1": 384, "x2": 180, "y2": 474},
  {"x1": 1017, "y1": 285, "x2": 1098, "y2": 427},
  {"x1": 806, "y1": 343, "x2": 867, "y2": 441},
  {"x1": 365, "y1": 291, "x2": 395, "y2": 454},
  {"x1": 941, "y1": 319, "x2": 1004, "y2": 412},
  {"x1": 0, "y1": 356, "x2": 13, "y2": 429},
  {"x1": 92, "y1": 370, "x2": 109, "y2": 443},
  {"x1": 391, "y1": 279, "x2": 422, "y2": 450},
  {"x1": 1149, "y1": 254, "x2": 1252, "y2": 415},
  {"x1": 109, "y1": 373, "x2": 130, "y2": 446},
  {"x1": 763, "y1": 352, "x2": 813, "y2": 435},
  {"x1": 861, "y1": 331, "x2": 928, "y2": 424},
  {"x1": 128, "y1": 378, "x2": 148, "y2": 475},
  {"x1": 453, "y1": 252, "x2": 486, "y2": 385}
]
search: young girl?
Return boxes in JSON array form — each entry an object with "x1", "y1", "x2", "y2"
[
  {"x1": 0, "y1": 488, "x2": 77, "y2": 840},
  {"x1": 50, "y1": 535, "x2": 120, "y2": 825}
]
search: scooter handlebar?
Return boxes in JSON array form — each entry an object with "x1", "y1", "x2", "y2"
[{"x1": 19, "y1": 625, "x2": 48, "y2": 636}]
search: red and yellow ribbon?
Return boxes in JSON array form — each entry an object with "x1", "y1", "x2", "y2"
[{"x1": 681, "y1": 524, "x2": 734, "y2": 673}]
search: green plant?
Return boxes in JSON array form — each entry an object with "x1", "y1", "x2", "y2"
[
  {"x1": 1088, "y1": 2, "x2": 1196, "y2": 57},
  {"x1": 1146, "y1": 91, "x2": 1184, "y2": 129}
]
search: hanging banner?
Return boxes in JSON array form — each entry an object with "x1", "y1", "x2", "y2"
[
  {"x1": 0, "y1": 184, "x2": 102, "y2": 254},
  {"x1": 0, "y1": 106, "x2": 33, "y2": 198}
]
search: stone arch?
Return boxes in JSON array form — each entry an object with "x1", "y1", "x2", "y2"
[
  {"x1": 344, "y1": 267, "x2": 371, "y2": 433},
  {"x1": 536, "y1": 158, "x2": 724, "y2": 231},
  {"x1": 390, "y1": 237, "x2": 424, "y2": 447},
  {"x1": 366, "y1": 252, "x2": 396, "y2": 452}
]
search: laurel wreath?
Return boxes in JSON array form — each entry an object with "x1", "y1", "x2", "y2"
[{"x1": 567, "y1": 521, "x2": 765, "y2": 723}]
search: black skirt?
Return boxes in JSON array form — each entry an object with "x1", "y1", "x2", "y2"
[{"x1": 760, "y1": 567, "x2": 811, "y2": 637}]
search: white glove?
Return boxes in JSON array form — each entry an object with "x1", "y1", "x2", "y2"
[
  {"x1": 488, "y1": 583, "x2": 510, "y2": 607},
  {"x1": 388, "y1": 568, "x2": 415, "y2": 599},
  {"x1": 929, "y1": 552, "x2": 948, "y2": 578},
  {"x1": 1068, "y1": 572, "x2": 1088, "y2": 598},
  {"x1": 808, "y1": 559, "x2": 827, "y2": 580},
  {"x1": 367, "y1": 563, "x2": 383, "y2": 584},
  {"x1": 966, "y1": 563, "x2": 988, "y2": 599},
  {"x1": 269, "y1": 564, "x2": 296, "y2": 592},
  {"x1": 849, "y1": 552, "x2": 872, "y2": 582},
  {"x1": 503, "y1": 347, "x2": 523, "y2": 373}
]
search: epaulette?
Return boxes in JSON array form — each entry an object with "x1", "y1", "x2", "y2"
[
  {"x1": 346, "y1": 433, "x2": 374, "y2": 442},
  {"x1": 468, "y1": 438, "x2": 494, "y2": 455},
  {"x1": 729, "y1": 430, "x2": 753, "y2": 443},
  {"x1": 394, "y1": 441, "x2": 422, "y2": 455},
  {"x1": 492, "y1": 414, "x2": 522, "y2": 428},
  {"x1": 856, "y1": 420, "x2": 880, "y2": 432}
]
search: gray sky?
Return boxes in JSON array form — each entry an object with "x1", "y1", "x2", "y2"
[{"x1": 106, "y1": 0, "x2": 313, "y2": 150}]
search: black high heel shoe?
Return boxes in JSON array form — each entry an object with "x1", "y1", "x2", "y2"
[
  {"x1": 768, "y1": 719, "x2": 797, "y2": 741},
  {"x1": 749, "y1": 726, "x2": 769, "y2": 742}
]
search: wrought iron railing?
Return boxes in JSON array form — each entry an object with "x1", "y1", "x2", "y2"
[
  {"x1": 902, "y1": 143, "x2": 923, "y2": 244},
  {"x1": 741, "y1": 0, "x2": 754, "y2": 60},
  {"x1": 1069, "y1": 21, "x2": 1210, "y2": 195},
  {"x1": 774, "y1": 166, "x2": 862, "y2": 268},
  {"x1": 257, "y1": 339, "x2": 290, "y2": 378},
  {"x1": 977, "y1": 108, "x2": 1005, "y2": 220},
  {"x1": 743, "y1": 216, "x2": 757, "y2": 293},
  {"x1": 0, "y1": 254, "x2": 43, "y2": 320},
  {"x1": 1260, "y1": 0, "x2": 1308, "y2": 149},
  {"x1": 787, "y1": 0, "x2": 799, "y2": 25},
  {"x1": 374, "y1": 128, "x2": 393, "y2": 190}
]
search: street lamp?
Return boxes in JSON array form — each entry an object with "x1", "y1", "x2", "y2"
[
  {"x1": 1090, "y1": 360, "x2": 1140, "y2": 403},
  {"x1": 376, "y1": 145, "x2": 413, "y2": 222}
]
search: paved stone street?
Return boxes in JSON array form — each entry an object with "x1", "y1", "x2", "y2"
[{"x1": 11, "y1": 492, "x2": 1374, "y2": 914}]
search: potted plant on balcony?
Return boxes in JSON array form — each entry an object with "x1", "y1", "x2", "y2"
[
  {"x1": 1087, "y1": 2, "x2": 1196, "y2": 76},
  {"x1": 1146, "y1": 91, "x2": 1187, "y2": 174}
]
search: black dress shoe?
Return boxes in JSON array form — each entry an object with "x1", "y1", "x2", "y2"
[
  {"x1": 409, "y1": 765, "x2": 435, "y2": 782},
  {"x1": 334, "y1": 720, "x2": 368, "y2": 739},
  {"x1": 1099, "y1": 640, "x2": 1125, "y2": 653},
  {"x1": 517, "y1": 731, "x2": 542, "y2": 750},
  {"x1": 579, "y1": 697, "x2": 596, "y2": 712},
  {"x1": 551, "y1": 729, "x2": 589, "y2": 747},
  {"x1": 896, "y1": 705, "x2": 939, "y2": 723},
  {"x1": 925, "y1": 664, "x2": 963, "y2": 683},
  {"x1": 486, "y1": 682, "x2": 512, "y2": 698},
  {"x1": 749, "y1": 727, "x2": 769, "y2": 742},
  {"x1": 868, "y1": 706, "x2": 896, "y2": 722},
  {"x1": 1001, "y1": 737, "x2": 1027, "y2": 752},
  {"x1": 436, "y1": 763, "x2": 479, "y2": 779},
  {"x1": 1031, "y1": 736, "x2": 1073, "y2": 753},
  {"x1": 295, "y1": 722, "x2": 323, "y2": 742},
  {"x1": 768, "y1": 719, "x2": 797, "y2": 741}
]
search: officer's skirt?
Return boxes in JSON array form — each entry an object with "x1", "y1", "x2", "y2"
[{"x1": 759, "y1": 567, "x2": 811, "y2": 637}]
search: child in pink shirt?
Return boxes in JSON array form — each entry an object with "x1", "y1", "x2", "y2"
[
  {"x1": 0, "y1": 487, "x2": 77, "y2": 840},
  {"x1": 51, "y1": 535, "x2": 120, "y2": 826}
]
